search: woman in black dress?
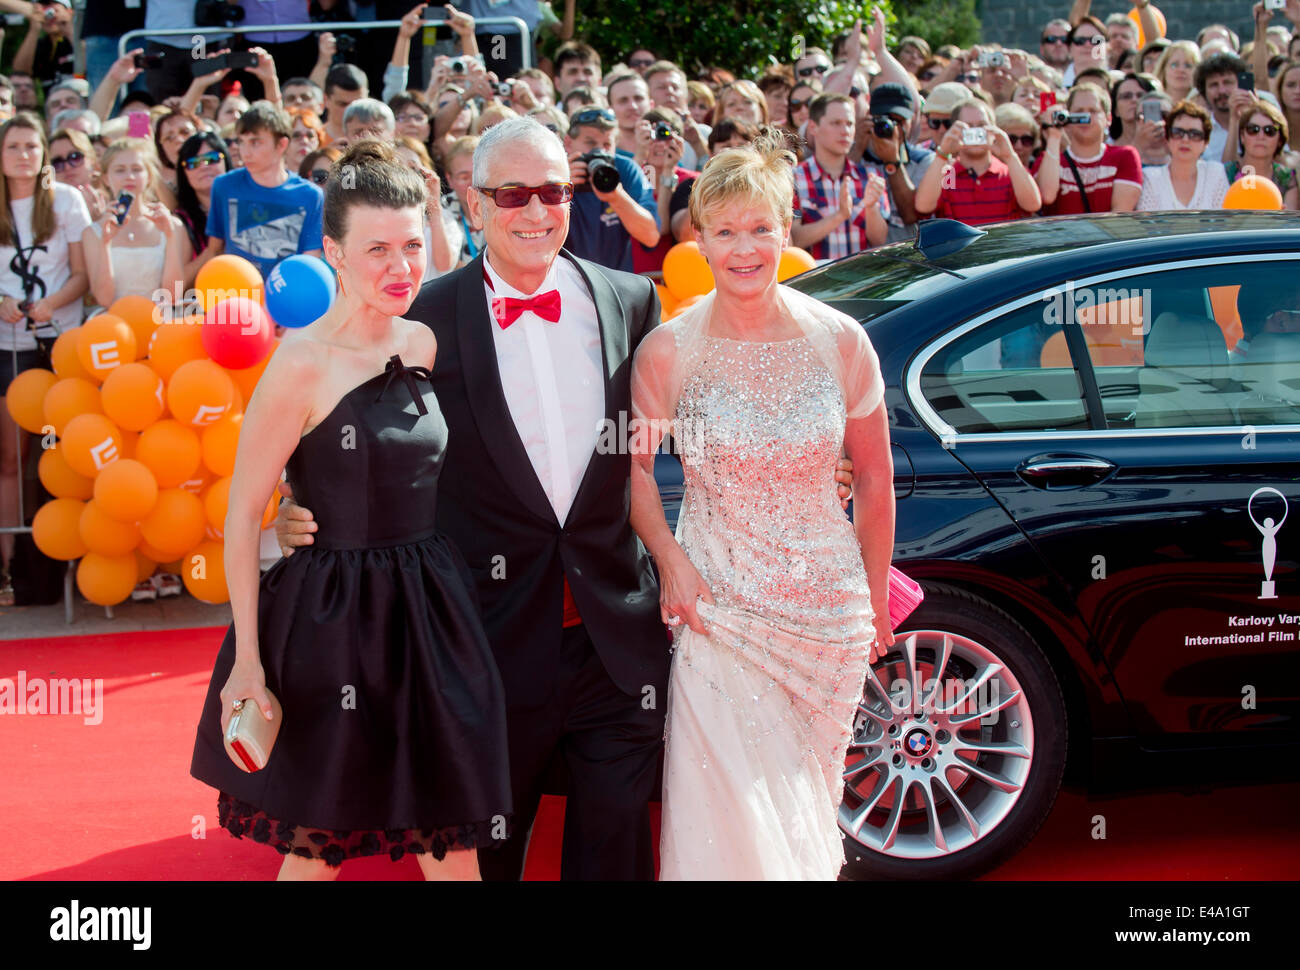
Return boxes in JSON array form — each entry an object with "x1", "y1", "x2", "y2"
[{"x1": 190, "y1": 140, "x2": 511, "y2": 880}]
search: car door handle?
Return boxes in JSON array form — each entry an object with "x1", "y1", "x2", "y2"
[{"x1": 1017, "y1": 455, "x2": 1116, "y2": 489}]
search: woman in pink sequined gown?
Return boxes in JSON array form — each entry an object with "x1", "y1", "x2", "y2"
[{"x1": 630, "y1": 140, "x2": 897, "y2": 880}]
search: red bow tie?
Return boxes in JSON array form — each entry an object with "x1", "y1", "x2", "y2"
[{"x1": 490, "y1": 289, "x2": 562, "y2": 329}]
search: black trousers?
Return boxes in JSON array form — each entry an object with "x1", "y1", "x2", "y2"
[{"x1": 478, "y1": 622, "x2": 665, "y2": 881}]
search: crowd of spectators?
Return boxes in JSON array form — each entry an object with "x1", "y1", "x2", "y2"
[{"x1": 1, "y1": 0, "x2": 1297, "y2": 605}]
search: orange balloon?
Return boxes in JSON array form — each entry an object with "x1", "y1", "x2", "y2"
[
  {"x1": 655, "y1": 284, "x2": 679, "y2": 317},
  {"x1": 139, "y1": 487, "x2": 206, "y2": 560},
  {"x1": 119, "y1": 428, "x2": 139, "y2": 460},
  {"x1": 77, "y1": 313, "x2": 137, "y2": 382},
  {"x1": 100, "y1": 361, "x2": 166, "y2": 431},
  {"x1": 43, "y1": 377, "x2": 102, "y2": 437},
  {"x1": 5, "y1": 367, "x2": 57, "y2": 433},
  {"x1": 60, "y1": 412, "x2": 124, "y2": 478},
  {"x1": 137, "y1": 538, "x2": 171, "y2": 562},
  {"x1": 168, "y1": 358, "x2": 235, "y2": 428},
  {"x1": 147, "y1": 314, "x2": 207, "y2": 381},
  {"x1": 136, "y1": 419, "x2": 202, "y2": 487},
  {"x1": 196, "y1": 254, "x2": 264, "y2": 310},
  {"x1": 79, "y1": 499, "x2": 142, "y2": 557},
  {"x1": 662, "y1": 241, "x2": 715, "y2": 300},
  {"x1": 108, "y1": 294, "x2": 163, "y2": 358},
  {"x1": 179, "y1": 467, "x2": 216, "y2": 495},
  {"x1": 38, "y1": 444, "x2": 95, "y2": 500},
  {"x1": 201, "y1": 412, "x2": 242, "y2": 477},
  {"x1": 1127, "y1": 5, "x2": 1166, "y2": 48},
  {"x1": 76, "y1": 551, "x2": 139, "y2": 605},
  {"x1": 226, "y1": 339, "x2": 277, "y2": 405},
  {"x1": 134, "y1": 548, "x2": 158, "y2": 582},
  {"x1": 261, "y1": 489, "x2": 279, "y2": 529},
  {"x1": 32, "y1": 498, "x2": 88, "y2": 561},
  {"x1": 181, "y1": 538, "x2": 229, "y2": 604},
  {"x1": 1223, "y1": 176, "x2": 1284, "y2": 210},
  {"x1": 777, "y1": 247, "x2": 816, "y2": 281},
  {"x1": 203, "y1": 475, "x2": 231, "y2": 535},
  {"x1": 50, "y1": 329, "x2": 92, "y2": 380},
  {"x1": 93, "y1": 458, "x2": 158, "y2": 523}
]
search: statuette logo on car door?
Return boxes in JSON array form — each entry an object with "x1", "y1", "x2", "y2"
[{"x1": 1248, "y1": 487, "x2": 1288, "y2": 600}]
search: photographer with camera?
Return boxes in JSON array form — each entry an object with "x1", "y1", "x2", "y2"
[
  {"x1": 792, "y1": 93, "x2": 889, "y2": 259},
  {"x1": 630, "y1": 107, "x2": 697, "y2": 273},
  {"x1": 562, "y1": 106, "x2": 660, "y2": 272},
  {"x1": 914, "y1": 97, "x2": 1041, "y2": 226},
  {"x1": 860, "y1": 83, "x2": 935, "y2": 243},
  {"x1": 1040, "y1": 83, "x2": 1142, "y2": 214},
  {"x1": 7, "y1": 0, "x2": 74, "y2": 100}
]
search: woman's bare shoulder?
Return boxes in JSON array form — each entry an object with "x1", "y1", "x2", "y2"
[{"x1": 400, "y1": 317, "x2": 437, "y2": 370}]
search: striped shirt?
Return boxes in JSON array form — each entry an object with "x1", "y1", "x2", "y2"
[
  {"x1": 936, "y1": 156, "x2": 1032, "y2": 226},
  {"x1": 794, "y1": 155, "x2": 890, "y2": 261}
]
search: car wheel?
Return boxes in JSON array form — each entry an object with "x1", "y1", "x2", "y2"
[{"x1": 839, "y1": 583, "x2": 1067, "y2": 880}]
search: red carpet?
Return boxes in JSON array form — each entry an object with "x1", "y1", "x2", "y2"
[{"x1": 1, "y1": 628, "x2": 1296, "y2": 881}]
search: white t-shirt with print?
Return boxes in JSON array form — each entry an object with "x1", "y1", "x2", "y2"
[{"x1": 0, "y1": 182, "x2": 91, "y2": 352}]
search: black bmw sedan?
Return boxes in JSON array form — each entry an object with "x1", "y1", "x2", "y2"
[{"x1": 659, "y1": 211, "x2": 1300, "y2": 880}]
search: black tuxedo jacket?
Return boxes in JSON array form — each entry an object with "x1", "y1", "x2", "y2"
[{"x1": 409, "y1": 250, "x2": 669, "y2": 709}]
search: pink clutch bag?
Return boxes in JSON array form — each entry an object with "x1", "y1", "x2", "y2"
[{"x1": 888, "y1": 566, "x2": 924, "y2": 631}]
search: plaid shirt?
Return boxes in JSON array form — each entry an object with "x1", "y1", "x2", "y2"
[{"x1": 794, "y1": 155, "x2": 890, "y2": 261}]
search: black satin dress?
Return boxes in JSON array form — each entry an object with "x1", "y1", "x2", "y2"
[{"x1": 190, "y1": 354, "x2": 511, "y2": 866}]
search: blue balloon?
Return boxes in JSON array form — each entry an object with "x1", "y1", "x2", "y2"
[{"x1": 265, "y1": 255, "x2": 336, "y2": 328}]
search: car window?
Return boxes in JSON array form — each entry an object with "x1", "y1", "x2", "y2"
[
  {"x1": 919, "y1": 299, "x2": 1090, "y2": 434},
  {"x1": 1079, "y1": 263, "x2": 1300, "y2": 429}
]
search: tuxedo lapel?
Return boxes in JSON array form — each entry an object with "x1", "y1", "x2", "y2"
[{"x1": 455, "y1": 254, "x2": 556, "y2": 523}]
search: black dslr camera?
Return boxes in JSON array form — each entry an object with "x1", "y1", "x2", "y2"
[
  {"x1": 577, "y1": 150, "x2": 620, "y2": 193},
  {"x1": 872, "y1": 116, "x2": 896, "y2": 138},
  {"x1": 195, "y1": 0, "x2": 246, "y2": 29}
]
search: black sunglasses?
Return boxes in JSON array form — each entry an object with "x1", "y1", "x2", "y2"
[
  {"x1": 1042, "y1": 34, "x2": 1069, "y2": 45},
  {"x1": 308, "y1": 168, "x2": 330, "y2": 184},
  {"x1": 1245, "y1": 123, "x2": 1281, "y2": 137},
  {"x1": 476, "y1": 181, "x2": 574, "y2": 207},
  {"x1": 1072, "y1": 35, "x2": 1104, "y2": 46},
  {"x1": 1168, "y1": 127, "x2": 1206, "y2": 141},
  {"x1": 797, "y1": 64, "x2": 830, "y2": 78},
  {"x1": 50, "y1": 150, "x2": 85, "y2": 171},
  {"x1": 1007, "y1": 133, "x2": 1036, "y2": 147},
  {"x1": 926, "y1": 116, "x2": 954, "y2": 129},
  {"x1": 789, "y1": 97, "x2": 813, "y2": 110},
  {"x1": 569, "y1": 107, "x2": 616, "y2": 126}
]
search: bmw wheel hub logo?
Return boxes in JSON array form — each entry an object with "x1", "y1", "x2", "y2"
[{"x1": 904, "y1": 729, "x2": 933, "y2": 756}]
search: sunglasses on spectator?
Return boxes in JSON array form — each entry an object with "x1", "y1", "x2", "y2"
[
  {"x1": 1245, "y1": 123, "x2": 1281, "y2": 136},
  {"x1": 182, "y1": 151, "x2": 223, "y2": 170},
  {"x1": 569, "y1": 107, "x2": 616, "y2": 126},
  {"x1": 926, "y1": 116, "x2": 954, "y2": 129},
  {"x1": 1072, "y1": 35, "x2": 1104, "y2": 46},
  {"x1": 396, "y1": 111, "x2": 429, "y2": 124},
  {"x1": 789, "y1": 98, "x2": 813, "y2": 110},
  {"x1": 1007, "y1": 133, "x2": 1035, "y2": 147},
  {"x1": 50, "y1": 150, "x2": 85, "y2": 171},
  {"x1": 629, "y1": 58, "x2": 655, "y2": 69},
  {"x1": 476, "y1": 181, "x2": 574, "y2": 207},
  {"x1": 308, "y1": 168, "x2": 330, "y2": 184},
  {"x1": 797, "y1": 64, "x2": 830, "y2": 78},
  {"x1": 959, "y1": 73, "x2": 979, "y2": 83},
  {"x1": 1042, "y1": 34, "x2": 1069, "y2": 45},
  {"x1": 1168, "y1": 127, "x2": 1206, "y2": 141}
]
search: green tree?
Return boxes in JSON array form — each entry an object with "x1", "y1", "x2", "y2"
[
  {"x1": 565, "y1": 1, "x2": 902, "y2": 78},
  {"x1": 891, "y1": 0, "x2": 981, "y2": 51}
]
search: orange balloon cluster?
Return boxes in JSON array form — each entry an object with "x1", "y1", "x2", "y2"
[{"x1": 6, "y1": 262, "x2": 283, "y2": 607}]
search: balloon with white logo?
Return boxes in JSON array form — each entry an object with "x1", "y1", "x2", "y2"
[{"x1": 265, "y1": 254, "x2": 336, "y2": 329}]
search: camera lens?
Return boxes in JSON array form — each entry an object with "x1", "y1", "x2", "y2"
[
  {"x1": 588, "y1": 156, "x2": 620, "y2": 193},
  {"x1": 872, "y1": 117, "x2": 895, "y2": 138}
]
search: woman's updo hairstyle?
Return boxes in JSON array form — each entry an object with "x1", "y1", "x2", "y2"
[
  {"x1": 322, "y1": 139, "x2": 428, "y2": 242},
  {"x1": 688, "y1": 129, "x2": 797, "y2": 232}
]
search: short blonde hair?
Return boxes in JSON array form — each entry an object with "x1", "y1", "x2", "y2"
[
  {"x1": 689, "y1": 134, "x2": 796, "y2": 231},
  {"x1": 1155, "y1": 40, "x2": 1200, "y2": 91}
]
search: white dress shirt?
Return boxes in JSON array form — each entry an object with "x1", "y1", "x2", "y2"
[{"x1": 483, "y1": 252, "x2": 605, "y2": 525}]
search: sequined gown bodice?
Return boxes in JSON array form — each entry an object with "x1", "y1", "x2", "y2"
[{"x1": 660, "y1": 335, "x2": 877, "y2": 881}]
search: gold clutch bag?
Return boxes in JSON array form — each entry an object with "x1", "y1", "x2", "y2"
[{"x1": 224, "y1": 690, "x2": 283, "y2": 773}]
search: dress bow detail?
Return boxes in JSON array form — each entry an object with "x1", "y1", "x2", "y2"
[{"x1": 375, "y1": 354, "x2": 432, "y2": 416}]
